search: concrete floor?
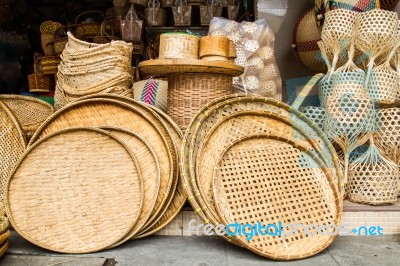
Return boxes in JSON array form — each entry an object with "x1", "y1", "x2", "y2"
[{"x1": 0, "y1": 231, "x2": 399, "y2": 266}]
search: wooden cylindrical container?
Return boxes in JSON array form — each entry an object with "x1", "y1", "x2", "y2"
[
  {"x1": 201, "y1": 55, "x2": 228, "y2": 62},
  {"x1": 167, "y1": 73, "x2": 232, "y2": 130},
  {"x1": 199, "y1": 35, "x2": 230, "y2": 58},
  {"x1": 159, "y1": 33, "x2": 199, "y2": 59}
]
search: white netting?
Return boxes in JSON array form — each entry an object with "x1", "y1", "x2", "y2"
[{"x1": 348, "y1": 140, "x2": 399, "y2": 205}]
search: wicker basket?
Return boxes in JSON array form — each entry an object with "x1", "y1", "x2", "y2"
[
  {"x1": 199, "y1": 35, "x2": 229, "y2": 58},
  {"x1": 75, "y1": 10, "x2": 105, "y2": 37},
  {"x1": 167, "y1": 72, "x2": 232, "y2": 130},
  {"x1": 130, "y1": 0, "x2": 148, "y2": 6},
  {"x1": 28, "y1": 57, "x2": 51, "y2": 93},
  {"x1": 200, "y1": 6, "x2": 223, "y2": 26},
  {"x1": 41, "y1": 56, "x2": 61, "y2": 75},
  {"x1": 172, "y1": 6, "x2": 192, "y2": 26},
  {"x1": 41, "y1": 34, "x2": 55, "y2": 56},
  {"x1": 159, "y1": 33, "x2": 199, "y2": 59},
  {"x1": 145, "y1": 7, "x2": 167, "y2": 27}
]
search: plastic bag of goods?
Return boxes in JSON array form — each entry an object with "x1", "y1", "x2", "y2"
[{"x1": 209, "y1": 17, "x2": 282, "y2": 100}]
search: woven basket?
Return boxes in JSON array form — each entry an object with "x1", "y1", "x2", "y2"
[
  {"x1": 0, "y1": 95, "x2": 54, "y2": 139},
  {"x1": 133, "y1": 79, "x2": 168, "y2": 112},
  {"x1": 292, "y1": 9, "x2": 327, "y2": 73},
  {"x1": 130, "y1": 0, "x2": 148, "y2": 5},
  {"x1": 75, "y1": 10, "x2": 105, "y2": 37},
  {"x1": 172, "y1": 6, "x2": 192, "y2": 26},
  {"x1": 375, "y1": 107, "x2": 400, "y2": 164},
  {"x1": 200, "y1": 6, "x2": 223, "y2": 26},
  {"x1": 300, "y1": 106, "x2": 325, "y2": 130},
  {"x1": 41, "y1": 34, "x2": 55, "y2": 56},
  {"x1": 199, "y1": 35, "x2": 229, "y2": 58},
  {"x1": 28, "y1": 57, "x2": 51, "y2": 93},
  {"x1": 145, "y1": 8, "x2": 167, "y2": 27},
  {"x1": 213, "y1": 134, "x2": 341, "y2": 260},
  {"x1": 0, "y1": 241, "x2": 8, "y2": 258},
  {"x1": 159, "y1": 33, "x2": 199, "y2": 59},
  {"x1": 41, "y1": 56, "x2": 61, "y2": 75},
  {"x1": 348, "y1": 139, "x2": 399, "y2": 205},
  {"x1": 168, "y1": 72, "x2": 232, "y2": 131}
]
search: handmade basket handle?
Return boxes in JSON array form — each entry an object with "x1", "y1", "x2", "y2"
[
  {"x1": 99, "y1": 18, "x2": 115, "y2": 38},
  {"x1": 291, "y1": 73, "x2": 324, "y2": 110},
  {"x1": 54, "y1": 25, "x2": 77, "y2": 39},
  {"x1": 75, "y1": 10, "x2": 105, "y2": 24}
]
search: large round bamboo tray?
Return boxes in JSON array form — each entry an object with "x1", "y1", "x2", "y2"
[
  {"x1": 213, "y1": 134, "x2": 341, "y2": 260},
  {"x1": 0, "y1": 94, "x2": 54, "y2": 139},
  {"x1": 138, "y1": 59, "x2": 243, "y2": 76},
  {"x1": 29, "y1": 98, "x2": 177, "y2": 231},
  {"x1": 74, "y1": 94, "x2": 186, "y2": 237},
  {"x1": 135, "y1": 105, "x2": 186, "y2": 238},
  {"x1": 6, "y1": 128, "x2": 144, "y2": 253},
  {"x1": 101, "y1": 127, "x2": 160, "y2": 246},
  {"x1": 182, "y1": 92, "x2": 342, "y2": 229},
  {"x1": 195, "y1": 110, "x2": 334, "y2": 224},
  {"x1": 0, "y1": 101, "x2": 26, "y2": 205},
  {"x1": 181, "y1": 94, "x2": 240, "y2": 231}
]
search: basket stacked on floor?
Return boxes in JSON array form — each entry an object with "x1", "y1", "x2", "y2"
[
  {"x1": 181, "y1": 88, "x2": 343, "y2": 260},
  {"x1": 55, "y1": 32, "x2": 134, "y2": 110},
  {"x1": 5, "y1": 95, "x2": 186, "y2": 253}
]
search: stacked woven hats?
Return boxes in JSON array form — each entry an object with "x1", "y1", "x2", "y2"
[
  {"x1": 55, "y1": 33, "x2": 134, "y2": 110},
  {"x1": 5, "y1": 95, "x2": 185, "y2": 253},
  {"x1": 181, "y1": 91, "x2": 342, "y2": 260}
]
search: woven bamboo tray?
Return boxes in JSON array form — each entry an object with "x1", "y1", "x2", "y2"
[
  {"x1": 138, "y1": 59, "x2": 243, "y2": 76},
  {"x1": 0, "y1": 101, "x2": 26, "y2": 205},
  {"x1": 29, "y1": 98, "x2": 177, "y2": 231},
  {"x1": 0, "y1": 95, "x2": 54, "y2": 139},
  {"x1": 195, "y1": 110, "x2": 334, "y2": 224},
  {"x1": 213, "y1": 134, "x2": 341, "y2": 260},
  {"x1": 74, "y1": 94, "x2": 186, "y2": 237},
  {"x1": 6, "y1": 127, "x2": 143, "y2": 253},
  {"x1": 101, "y1": 127, "x2": 160, "y2": 246},
  {"x1": 182, "y1": 93, "x2": 342, "y2": 229},
  {"x1": 135, "y1": 104, "x2": 186, "y2": 238},
  {"x1": 136, "y1": 102, "x2": 185, "y2": 236}
]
